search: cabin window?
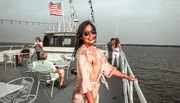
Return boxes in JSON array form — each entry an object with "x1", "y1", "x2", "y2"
[{"x1": 43, "y1": 35, "x2": 76, "y2": 47}]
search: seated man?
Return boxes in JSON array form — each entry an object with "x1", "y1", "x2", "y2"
[
  {"x1": 32, "y1": 51, "x2": 66, "y2": 89},
  {"x1": 19, "y1": 45, "x2": 30, "y2": 65}
]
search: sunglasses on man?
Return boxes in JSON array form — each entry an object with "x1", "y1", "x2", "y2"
[{"x1": 83, "y1": 30, "x2": 96, "y2": 36}]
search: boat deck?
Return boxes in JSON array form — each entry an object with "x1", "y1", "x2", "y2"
[{"x1": 0, "y1": 62, "x2": 124, "y2": 103}]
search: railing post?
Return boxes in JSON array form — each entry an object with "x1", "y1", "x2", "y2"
[
  {"x1": 121, "y1": 52, "x2": 128, "y2": 103},
  {"x1": 120, "y1": 52, "x2": 147, "y2": 103},
  {"x1": 129, "y1": 81, "x2": 134, "y2": 103}
]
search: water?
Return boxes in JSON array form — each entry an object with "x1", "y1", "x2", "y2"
[
  {"x1": 123, "y1": 46, "x2": 180, "y2": 103},
  {"x1": 1, "y1": 43, "x2": 180, "y2": 103}
]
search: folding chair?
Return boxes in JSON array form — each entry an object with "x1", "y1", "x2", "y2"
[
  {"x1": 13, "y1": 94, "x2": 36, "y2": 103},
  {"x1": 3, "y1": 54, "x2": 16, "y2": 70},
  {"x1": 36, "y1": 72, "x2": 59, "y2": 98},
  {"x1": 0, "y1": 77, "x2": 34, "y2": 103}
]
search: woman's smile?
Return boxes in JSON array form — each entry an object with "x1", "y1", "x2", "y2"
[{"x1": 82, "y1": 24, "x2": 96, "y2": 47}]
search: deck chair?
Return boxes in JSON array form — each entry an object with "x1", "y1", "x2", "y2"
[
  {"x1": 0, "y1": 77, "x2": 34, "y2": 103},
  {"x1": 13, "y1": 94, "x2": 36, "y2": 103},
  {"x1": 59, "y1": 55, "x2": 71, "y2": 79},
  {"x1": 36, "y1": 72, "x2": 59, "y2": 98},
  {"x1": 3, "y1": 53, "x2": 16, "y2": 70}
]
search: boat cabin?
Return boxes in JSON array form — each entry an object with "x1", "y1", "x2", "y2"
[
  {"x1": 43, "y1": 32, "x2": 76, "y2": 48},
  {"x1": 42, "y1": 31, "x2": 76, "y2": 61}
]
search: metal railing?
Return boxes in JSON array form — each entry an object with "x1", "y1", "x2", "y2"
[
  {"x1": 0, "y1": 45, "x2": 34, "y2": 62},
  {"x1": 120, "y1": 51, "x2": 147, "y2": 103},
  {"x1": 0, "y1": 45, "x2": 34, "y2": 51}
]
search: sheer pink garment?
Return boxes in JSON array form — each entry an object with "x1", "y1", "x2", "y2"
[{"x1": 72, "y1": 44, "x2": 116, "y2": 103}]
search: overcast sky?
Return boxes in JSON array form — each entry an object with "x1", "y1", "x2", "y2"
[{"x1": 0, "y1": 0, "x2": 180, "y2": 45}]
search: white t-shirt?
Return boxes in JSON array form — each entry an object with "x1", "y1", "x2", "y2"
[{"x1": 34, "y1": 42, "x2": 43, "y2": 52}]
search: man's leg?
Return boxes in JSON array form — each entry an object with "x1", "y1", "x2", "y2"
[
  {"x1": 108, "y1": 52, "x2": 112, "y2": 64},
  {"x1": 59, "y1": 69, "x2": 65, "y2": 86},
  {"x1": 19, "y1": 55, "x2": 22, "y2": 65},
  {"x1": 56, "y1": 68, "x2": 66, "y2": 89}
]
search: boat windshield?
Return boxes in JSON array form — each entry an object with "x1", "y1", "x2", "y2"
[{"x1": 43, "y1": 35, "x2": 76, "y2": 47}]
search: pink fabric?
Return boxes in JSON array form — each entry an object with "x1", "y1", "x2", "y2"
[{"x1": 73, "y1": 44, "x2": 116, "y2": 103}]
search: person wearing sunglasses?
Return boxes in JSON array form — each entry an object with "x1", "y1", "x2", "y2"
[{"x1": 72, "y1": 20, "x2": 136, "y2": 103}]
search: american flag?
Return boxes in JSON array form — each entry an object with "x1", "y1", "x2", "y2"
[{"x1": 49, "y1": 2, "x2": 64, "y2": 16}]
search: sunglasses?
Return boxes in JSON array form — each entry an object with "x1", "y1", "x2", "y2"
[{"x1": 83, "y1": 30, "x2": 96, "y2": 36}]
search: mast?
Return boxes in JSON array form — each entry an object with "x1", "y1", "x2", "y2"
[
  {"x1": 47, "y1": 0, "x2": 79, "y2": 32},
  {"x1": 69, "y1": 0, "x2": 79, "y2": 31},
  {"x1": 89, "y1": 0, "x2": 95, "y2": 24}
]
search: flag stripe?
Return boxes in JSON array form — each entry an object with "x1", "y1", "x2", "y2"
[{"x1": 49, "y1": 2, "x2": 64, "y2": 16}]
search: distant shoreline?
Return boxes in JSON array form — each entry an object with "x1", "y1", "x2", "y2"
[{"x1": 0, "y1": 42, "x2": 179, "y2": 48}]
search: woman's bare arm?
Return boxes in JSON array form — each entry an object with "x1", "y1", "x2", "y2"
[
  {"x1": 113, "y1": 69, "x2": 136, "y2": 81},
  {"x1": 118, "y1": 43, "x2": 122, "y2": 51}
]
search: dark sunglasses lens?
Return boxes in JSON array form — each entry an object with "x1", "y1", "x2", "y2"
[
  {"x1": 83, "y1": 30, "x2": 96, "y2": 36},
  {"x1": 90, "y1": 30, "x2": 96, "y2": 34},
  {"x1": 84, "y1": 31, "x2": 89, "y2": 36}
]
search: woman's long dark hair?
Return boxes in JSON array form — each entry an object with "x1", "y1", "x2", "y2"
[
  {"x1": 36, "y1": 37, "x2": 41, "y2": 42},
  {"x1": 114, "y1": 38, "x2": 120, "y2": 48},
  {"x1": 73, "y1": 20, "x2": 97, "y2": 57}
]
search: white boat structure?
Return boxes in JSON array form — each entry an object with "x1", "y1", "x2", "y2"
[{"x1": 0, "y1": 0, "x2": 147, "y2": 103}]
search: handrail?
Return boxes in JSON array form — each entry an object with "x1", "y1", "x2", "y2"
[
  {"x1": 120, "y1": 51, "x2": 147, "y2": 103},
  {"x1": 0, "y1": 45, "x2": 33, "y2": 48},
  {"x1": 0, "y1": 45, "x2": 34, "y2": 62}
]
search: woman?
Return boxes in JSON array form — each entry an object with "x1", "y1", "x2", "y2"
[
  {"x1": 34, "y1": 37, "x2": 43, "y2": 60},
  {"x1": 72, "y1": 20, "x2": 136, "y2": 103},
  {"x1": 111, "y1": 37, "x2": 122, "y2": 69}
]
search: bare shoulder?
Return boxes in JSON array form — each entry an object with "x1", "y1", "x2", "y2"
[{"x1": 117, "y1": 43, "x2": 121, "y2": 47}]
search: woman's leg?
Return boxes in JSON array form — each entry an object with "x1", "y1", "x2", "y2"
[
  {"x1": 116, "y1": 52, "x2": 120, "y2": 69},
  {"x1": 119, "y1": 52, "x2": 123, "y2": 69},
  {"x1": 111, "y1": 52, "x2": 115, "y2": 66},
  {"x1": 36, "y1": 52, "x2": 40, "y2": 60}
]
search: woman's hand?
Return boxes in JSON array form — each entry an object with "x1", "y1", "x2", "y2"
[
  {"x1": 37, "y1": 40, "x2": 40, "y2": 44},
  {"x1": 113, "y1": 69, "x2": 138, "y2": 82},
  {"x1": 127, "y1": 76, "x2": 137, "y2": 82}
]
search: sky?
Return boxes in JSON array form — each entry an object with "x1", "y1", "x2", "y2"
[{"x1": 0, "y1": 0, "x2": 180, "y2": 45}]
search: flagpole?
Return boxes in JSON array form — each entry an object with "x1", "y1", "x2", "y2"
[
  {"x1": 70, "y1": 0, "x2": 74, "y2": 31},
  {"x1": 47, "y1": 0, "x2": 51, "y2": 31},
  {"x1": 61, "y1": 0, "x2": 66, "y2": 32},
  {"x1": 57, "y1": 0, "x2": 62, "y2": 32},
  {"x1": 116, "y1": 22, "x2": 118, "y2": 38},
  {"x1": 58, "y1": 16, "x2": 60, "y2": 32}
]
